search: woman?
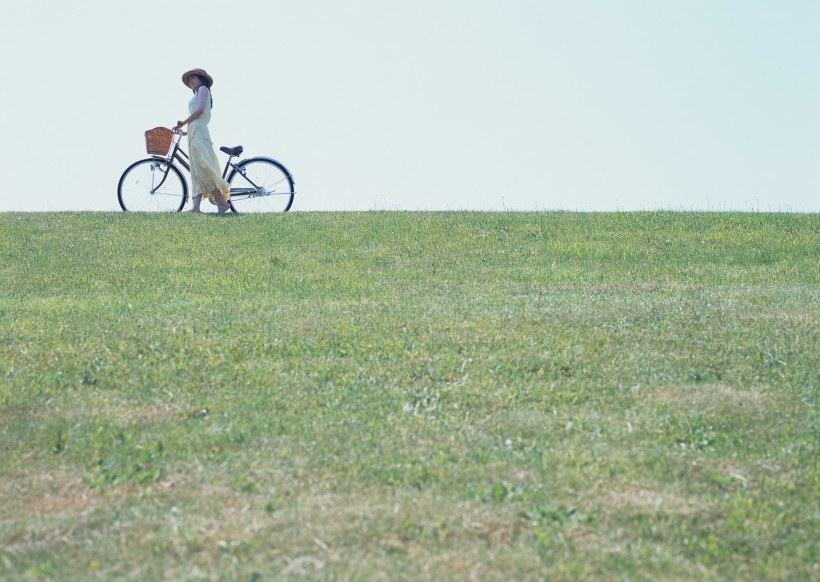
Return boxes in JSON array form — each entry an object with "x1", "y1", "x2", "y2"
[{"x1": 175, "y1": 68, "x2": 231, "y2": 213}]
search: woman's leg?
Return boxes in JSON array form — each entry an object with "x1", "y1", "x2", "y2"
[
  {"x1": 212, "y1": 189, "x2": 230, "y2": 213},
  {"x1": 186, "y1": 194, "x2": 203, "y2": 213}
]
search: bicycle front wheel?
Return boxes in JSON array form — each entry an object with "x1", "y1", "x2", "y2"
[
  {"x1": 227, "y1": 158, "x2": 294, "y2": 213},
  {"x1": 118, "y1": 158, "x2": 188, "y2": 212}
]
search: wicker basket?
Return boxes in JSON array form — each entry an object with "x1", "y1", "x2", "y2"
[{"x1": 144, "y1": 127, "x2": 174, "y2": 156}]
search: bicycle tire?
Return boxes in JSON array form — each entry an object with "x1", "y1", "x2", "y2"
[
  {"x1": 118, "y1": 157, "x2": 188, "y2": 212},
  {"x1": 227, "y1": 157, "x2": 294, "y2": 213}
]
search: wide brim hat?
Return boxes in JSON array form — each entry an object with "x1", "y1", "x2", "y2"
[{"x1": 182, "y1": 68, "x2": 213, "y2": 88}]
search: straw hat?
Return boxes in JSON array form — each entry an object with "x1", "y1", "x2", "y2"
[{"x1": 182, "y1": 68, "x2": 213, "y2": 88}]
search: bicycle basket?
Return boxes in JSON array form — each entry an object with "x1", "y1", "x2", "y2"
[{"x1": 144, "y1": 127, "x2": 174, "y2": 156}]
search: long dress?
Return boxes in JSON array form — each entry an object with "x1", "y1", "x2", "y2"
[{"x1": 187, "y1": 90, "x2": 230, "y2": 203}]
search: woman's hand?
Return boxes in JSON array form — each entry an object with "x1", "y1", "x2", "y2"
[{"x1": 175, "y1": 121, "x2": 188, "y2": 135}]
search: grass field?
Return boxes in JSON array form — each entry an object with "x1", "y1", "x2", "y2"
[{"x1": 1, "y1": 211, "x2": 817, "y2": 580}]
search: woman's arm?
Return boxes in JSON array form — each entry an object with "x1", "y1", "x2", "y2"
[{"x1": 176, "y1": 86, "x2": 209, "y2": 129}]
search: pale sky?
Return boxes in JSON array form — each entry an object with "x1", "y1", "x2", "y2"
[{"x1": 1, "y1": 0, "x2": 818, "y2": 212}]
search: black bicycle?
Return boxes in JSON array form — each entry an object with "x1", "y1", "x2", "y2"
[{"x1": 118, "y1": 127, "x2": 295, "y2": 212}]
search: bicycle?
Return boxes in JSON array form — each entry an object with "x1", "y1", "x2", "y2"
[{"x1": 118, "y1": 127, "x2": 295, "y2": 212}]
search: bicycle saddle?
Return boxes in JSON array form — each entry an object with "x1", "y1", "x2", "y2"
[{"x1": 220, "y1": 146, "x2": 244, "y2": 157}]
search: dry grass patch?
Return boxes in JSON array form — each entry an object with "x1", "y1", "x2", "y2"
[
  {"x1": 19, "y1": 392, "x2": 183, "y2": 428},
  {"x1": 1, "y1": 468, "x2": 103, "y2": 521},
  {"x1": 599, "y1": 480, "x2": 712, "y2": 519},
  {"x1": 0, "y1": 467, "x2": 119, "y2": 556},
  {"x1": 645, "y1": 383, "x2": 774, "y2": 411},
  {"x1": 86, "y1": 479, "x2": 543, "y2": 578}
]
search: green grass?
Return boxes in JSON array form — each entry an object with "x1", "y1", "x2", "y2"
[{"x1": 1, "y1": 211, "x2": 817, "y2": 580}]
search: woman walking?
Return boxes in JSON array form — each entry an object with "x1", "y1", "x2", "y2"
[{"x1": 175, "y1": 68, "x2": 231, "y2": 213}]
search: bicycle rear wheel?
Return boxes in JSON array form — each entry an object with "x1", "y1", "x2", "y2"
[
  {"x1": 227, "y1": 158, "x2": 294, "y2": 213},
  {"x1": 118, "y1": 158, "x2": 188, "y2": 212}
]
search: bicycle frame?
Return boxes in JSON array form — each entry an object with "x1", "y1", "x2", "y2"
[{"x1": 150, "y1": 132, "x2": 260, "y2": 199}]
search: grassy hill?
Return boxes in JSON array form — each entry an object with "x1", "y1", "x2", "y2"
[{"x1": 1, "y1": 211, "x2": 817, "y2": 580}]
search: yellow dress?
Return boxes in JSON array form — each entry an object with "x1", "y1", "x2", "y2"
[{"x1": 187, "y1": 91, "x2": 230, "y2": 203}]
